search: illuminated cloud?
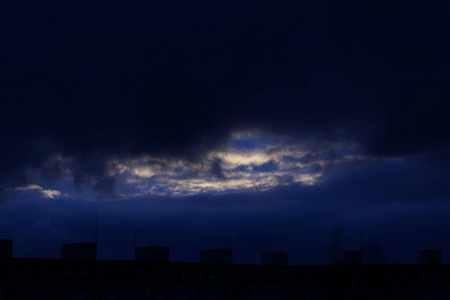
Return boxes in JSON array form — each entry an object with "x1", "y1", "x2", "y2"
[
  {"x1": 131, "y1": 166, "x2": 159, "y2": 178},
  {"x1": 13, "y1": 184, "x2": 62, "y2": 199},
  {"x1": 16, "y1": 132, "x2": 394, "y2": 199},
  {"x1": 104, "y1": 131, "x2": 377, "y2": 197}
]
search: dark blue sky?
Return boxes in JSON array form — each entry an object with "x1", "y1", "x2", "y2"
[{"x1": 1, "y1": 0, "x2": 450, "y2": 264}]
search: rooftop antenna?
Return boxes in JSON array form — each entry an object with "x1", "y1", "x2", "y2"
[
  {"x1": 360, "y1": 232, "x2": 364, "y2": 251},
  {"x1": 95, "y1": 198, "x2": 98, "y2": 259},
  {"x1": 360, "y1": 231, "x2": 364, "y2": 264},
  {"x1": 134, "y1": 230, "x2": 139, "y2": 260},
  {"x1": 94, "y1": 199, "x2": 100, "y2": 299}
]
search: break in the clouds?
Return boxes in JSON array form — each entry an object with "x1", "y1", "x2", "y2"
[
  {"x1": 110, "y1": 133, "x2": 328, "y2": 196},
  {"x1": 14, "y1": 131, "x2": 378, "y2": 198},
  {"x1": 107, "y1": 132, "x2": 377, "y2": 197}
]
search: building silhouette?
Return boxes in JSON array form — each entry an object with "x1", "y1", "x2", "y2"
[
  {"x1": 421, "y1": 249, "x2": 443, "y2": 265},
  {"x1": 0, "y1": 240, "x2": 12, "y2": 258},
  {"x1": 262, "y1": 252, "x2": 288, "y2": 266},
  {"x1": 0, "y1": 241, "x2": 448, "y2": 300},
  {"x1": 199, "y1": 249, "x2": 233, "y2": 264},
  {"x1": 61, "y1": 243, "x2": 97, "y2": 260},
  {"x1": 135, "y1": 246, "x2": 170, "y2": 262}
]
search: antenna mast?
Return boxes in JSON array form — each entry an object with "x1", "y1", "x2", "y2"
[
  {"x1": 95, "y1": 199, "x2": 98, "y2": 245},
  {"x1": 134, "y1": 230, "x2": 138, "y2": 260}
]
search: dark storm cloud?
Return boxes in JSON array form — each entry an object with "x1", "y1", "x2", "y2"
[
  {"x1": 330, "y1": 0, "x2": 450, "y2": 157},
  {"x1": 2, "y1": 0, "x2": 450, "y2": 189}
]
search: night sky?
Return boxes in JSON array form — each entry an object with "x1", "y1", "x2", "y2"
[{"x1": 2, "y1": 0, "x2": 450, "y2": 265}]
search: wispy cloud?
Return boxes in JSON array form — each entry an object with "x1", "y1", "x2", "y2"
[{"x1": 13, "y1": 184, "x2": 62, "y2": 199}]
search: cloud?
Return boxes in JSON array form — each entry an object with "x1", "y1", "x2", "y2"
[
  {"x1": 41, "y1": 189, "x2": 62, "y2": 199},
  {"x1": 13, "y1": 184, "x2": 62, "y2": 199},
  {"x1": 131, "y1": 167, "x2": 159, "y2": 179}
]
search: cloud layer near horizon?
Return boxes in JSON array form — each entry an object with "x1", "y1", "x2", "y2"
[{"x1": 1, "y1": 156, "x2": 450, "y2": 264}]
